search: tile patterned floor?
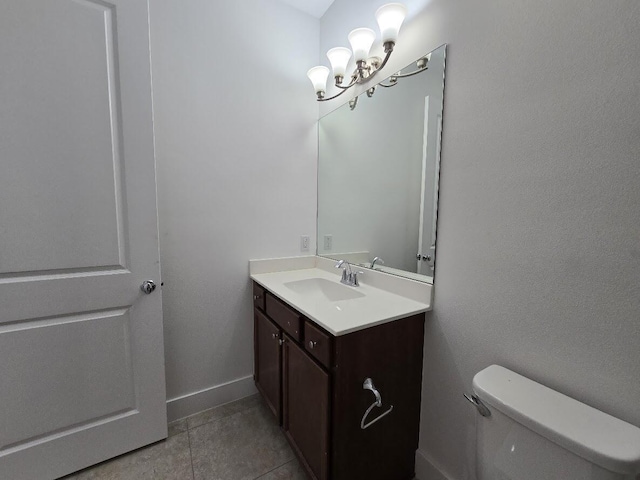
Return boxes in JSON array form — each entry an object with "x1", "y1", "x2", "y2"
[{"x1": 64, "y1": 395, "x2": 307, "y2": 480}]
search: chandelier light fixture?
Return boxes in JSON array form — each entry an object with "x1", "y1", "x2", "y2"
[{"x1": 307, "y1": 3, "x2": 408, "y2": 102}]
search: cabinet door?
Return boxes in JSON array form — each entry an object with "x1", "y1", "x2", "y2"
[
  {"x1": 255, "y1": 309, "x2": 282, "y2": 423},
  {"x1": 284, "y1": 338, "x2": 330, "y2": 480}
]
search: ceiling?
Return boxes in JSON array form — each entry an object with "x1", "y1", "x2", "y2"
[{"x1": 278, "y1": 0, "x2": 336, "y2": 18}]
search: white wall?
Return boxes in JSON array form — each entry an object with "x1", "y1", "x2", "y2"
[
  {"x1": 321, "y1": 1, "x2": 640, "y2": 479},
  {"x1": 149, "y1": 0, "x2": 319, "y2": 417}
]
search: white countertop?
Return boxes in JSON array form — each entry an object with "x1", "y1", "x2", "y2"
[{"x1": 251, "y1": 267, "x2": 431, "y2": 336}]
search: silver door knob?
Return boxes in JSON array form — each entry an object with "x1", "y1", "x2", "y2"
[
  {"x1": 140, "y1": 280, "x2": 157, "y2": 294},
  {"x1": 422, "y1": 255, "x2": 432, "y2": 262},
  {"x1": 309, "y1": 340, "x2": 317, "y2": 349}
]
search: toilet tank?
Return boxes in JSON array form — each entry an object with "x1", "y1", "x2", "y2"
[{"x1": 472, "y1": 365, "x2": 640, "y2": 480}]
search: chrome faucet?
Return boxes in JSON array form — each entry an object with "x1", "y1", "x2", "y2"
[
  {"x1": 370, "y1": 257, "x2": 385, "y2": 269},
  {"x1": 335, "y1": 260, "x2": 361, "y2": 287}
]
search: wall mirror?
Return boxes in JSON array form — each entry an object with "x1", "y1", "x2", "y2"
[{"x1": 317, "y1": 44, "x2": 446, "y2": 284}]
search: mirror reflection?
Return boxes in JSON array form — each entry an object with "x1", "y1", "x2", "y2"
[{"x1": 317, "y1": 44, "x2": 446, "y2": 283}]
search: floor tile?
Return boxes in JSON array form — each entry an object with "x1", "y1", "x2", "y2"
[
  {"x1": 65, "y1": 432, "x2": 193, "y2": 480},
  {"x1": 189, "y1": 402, "x2": 293, "y2": 480},
  {"x1": 186, "y1": 394, "x2": 262, "y2": 430},
  {"x1": 257, "y1": 459, "x2": 308, "y2": 480},
  {"x1": 167, "y1": 418, "x2": 188, "y2": 437}
]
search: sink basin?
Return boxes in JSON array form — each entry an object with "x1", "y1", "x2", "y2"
[{"x1": 283, "y1": 278, "x2": 365, "y2": 302}]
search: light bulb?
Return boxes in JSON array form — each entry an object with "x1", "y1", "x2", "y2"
[
  {"x1": 307, "y1": 66, "x2": 330, "y2": 97},
  {"x1": 326, "y1": 47, "x2": 352, "y2": 82},
  {"x1": 375, "y1": 3, "x2": 407, "y2": 45},
  {"x1": 348, "y1": 28, "x2": 376, "y2": 63}
]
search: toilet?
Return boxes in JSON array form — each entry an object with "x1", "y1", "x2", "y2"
[{"x1": 472, "y1": 365, "x2": 640, "y2": 480}]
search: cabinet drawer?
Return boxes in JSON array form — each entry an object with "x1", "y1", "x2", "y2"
[
  {"x1": 266, "y1": 294, "x2": 301, "y2": 341},
  {"x1": 304, "y1": 321, "x2": 331, "y2": 369},
  {"x1": 253, "y1": 283, "x2": 265, "y2": 311}
]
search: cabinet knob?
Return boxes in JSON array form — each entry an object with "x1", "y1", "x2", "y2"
[
  {"x1": 272, "y1": 333, "x2": 279, "y2": 340},
  {"x1": 253, "y1": 295, "x2": 262, "y2": 300},
  {"x1": 308, "y1": 340, "x2": 317, "y2": 349}
]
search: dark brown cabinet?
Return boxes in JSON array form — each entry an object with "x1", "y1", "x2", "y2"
[
  {"x1": 284, "y1": 338, "x2": 330, "y2": 480},
  {"x1": 253, "y1": 283, "x2": 425, "y2": 480},
  {"x1": 254, "y1": 308, "x2": 282, "y2": 423}
]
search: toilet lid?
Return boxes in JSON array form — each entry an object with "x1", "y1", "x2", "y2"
[{"x1": 473, "y1": 365, "x2": 640, "y2": 475}]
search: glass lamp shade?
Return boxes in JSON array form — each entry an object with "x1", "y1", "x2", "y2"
[
  {"x1": 307, "y1": 66, "x2": 330, "y2": 94},
  {"x1": 375, "y1": 3, "x2": 407, "y2": 44},
  {"x1": 326, "y1": 47, "x2": 352, "y2": 79},
  {"x1": 348, "y1": 28, "x2": 376, "y2": 63}
]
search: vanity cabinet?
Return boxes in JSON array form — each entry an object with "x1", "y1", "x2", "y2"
[
  {"x1": 254, "y1": 308, "x2": 282, "y2": 422},
  {"x1": 284, "y1": 338, "x2": 330, "y2": 480},
  {"x1": 252, "y1": 282, "x2": 425, "y2": 480}
]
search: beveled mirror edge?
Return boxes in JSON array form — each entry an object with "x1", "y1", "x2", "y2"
[{"x1": 316, "y1": 43, "x2": 447, "y2": 285}]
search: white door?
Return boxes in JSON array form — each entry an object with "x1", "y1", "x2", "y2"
[
  {"x1": 417, "y1": 99, "x2": 441, "y2": 277},
  {"x1": 417, "y1": 97, "x2": 431, "y2": 275},
  {"x1": 0, "y1": 1, "x2": 167, "y2": 479}
]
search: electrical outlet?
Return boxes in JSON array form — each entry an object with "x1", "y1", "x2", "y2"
[
  {"x1": 300, "y1": 235, "x2": 310, "y2": 252},
  {"x1": 323, "y1": 234, "x2": 332, "y2": 251}
]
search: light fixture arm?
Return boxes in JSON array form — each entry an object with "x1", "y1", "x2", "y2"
[
  {"x1": 388, "y1": 57, "x2": 429, "y2": 79},
  {"x1": 350, "y1": 55, "x2": 430, "y2": 110},
  {"x1": 378, "y1": 57, "x2": 429, "y2": 87},
  {"x1": 317, "y1": 47, "x2": 394, "y2": 102},
  {"x1": 317, "y1": 87, "x2": 351, "y2": 102},
  {"x1": 389, "y1": 67, "x2": 427, "y2": 79},
  {"x1": 334, "y1": 76, "x2": 359, "y2": 90},
  {"x1": 375, "y1": 44, "x2": 394, "y2": 71}
]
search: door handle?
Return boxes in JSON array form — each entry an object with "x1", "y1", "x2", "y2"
[{"x1": 140, "y1": 280, "x2": 157, "y2": 294}]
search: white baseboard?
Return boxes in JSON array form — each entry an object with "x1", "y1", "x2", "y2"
[
  {"x1": 415, "y1": 449, "x2": 449, "y2": 480},
  {"x1": 166, "y1": 375, "x2": 257, "y2": 422}
]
